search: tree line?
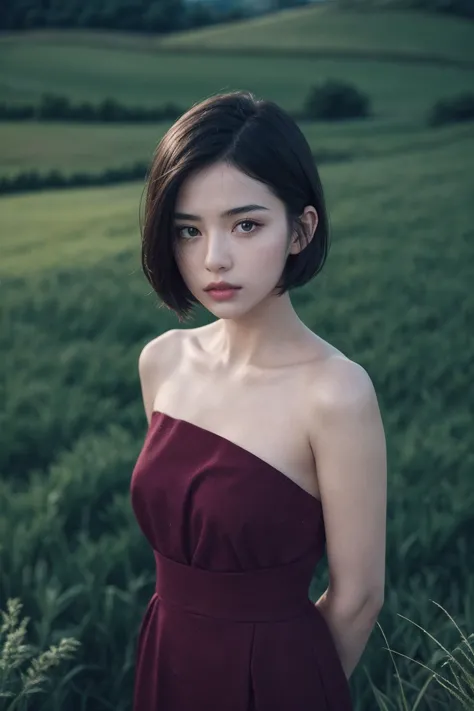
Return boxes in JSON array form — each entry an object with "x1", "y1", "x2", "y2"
[
  {"x1": 0, "y1": 0, "x2": 314, "y2": 32},
  {"x1": 336, "y1": 0, "x2": 473, "y2": 19},
  {"x1": 0, "y1": 95, "x2": 184, "y2": 122},
  {"x1": 1, "y1": 0, "x2": 471, "y2": 31}
]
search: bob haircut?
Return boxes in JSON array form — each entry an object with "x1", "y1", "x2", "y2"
[{"x1": 141, "y1": 90, "x2": 330, "y2": 323}]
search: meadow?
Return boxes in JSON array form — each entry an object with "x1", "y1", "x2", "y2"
[
  {"x1": 1, "y1": 5, "x2": 474, "y2": 710},
  {"x1": 2, "y1": 6, "x2": 474, "y2": 64}
]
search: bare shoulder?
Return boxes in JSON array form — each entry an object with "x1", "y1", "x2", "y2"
[
  {"x1": 138, "y1": 329, "x2": 182, "y2": 421},
  {"x1": 138, "y1": 328, "x2": 181, "y2": 375},
  {"x1": 309, "y1": 353, "x2": 380, "y2": 419},
  {"x1": 138, "y1": 325, "x2": 210, "y2": 378}
]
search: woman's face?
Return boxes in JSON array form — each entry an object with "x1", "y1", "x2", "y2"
[{"x1": 173, "y1": 161, "x2": 300, "y2": 316}]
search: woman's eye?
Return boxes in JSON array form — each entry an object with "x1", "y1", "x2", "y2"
[
  {"x1": 176, "y1": 221, "x2": 260, "y2": 239},
  {"x1": 238, "y1": 220, "x2": 259, "y2": 233},
  {"x1": 177, "y1": 226, "x2": 199, "y2": 239}
]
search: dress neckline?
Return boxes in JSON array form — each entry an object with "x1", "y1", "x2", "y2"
[{"x1": 150, "y1": 410, "x2": 322, "y2": 509}]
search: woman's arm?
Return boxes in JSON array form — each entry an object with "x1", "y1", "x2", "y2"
[
  {"x1": 315, "y1": 584, "x2": 383, "y2": 680},
  {"x1": 308, "y1": 356, "x2": 387, "y2": 679}
]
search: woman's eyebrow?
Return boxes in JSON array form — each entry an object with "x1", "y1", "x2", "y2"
[{"x1": 174, "y1": 204, "x2": 270, "y2": 221}]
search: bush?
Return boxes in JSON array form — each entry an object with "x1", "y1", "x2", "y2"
[
  {"x1": 0, "y1": 152, "x2": 355, "y2": 196},
  {"x1": 0, "y1": 94, "x2": 186, "y2": 123},
  {"x1": 427, "y1": 93, "x2": 474, "y2": 127},
  {"x1": 303, "y1": 80, "x2": 371, "y2": 121},
  {"x1": 334, "y1": 0, "x2": 474, "y2": 18},
  {"x1": 0, "y1": 102, "x2": 35, "y2": 120},
  {"x1": 97, "y1": 97, "x2": 126, "y2": 122},
  {"x1": 0, "y1": 163, "x2": 149, "y2": 195},
  {"x1": 38, "y1": 93, "x2": 73, "y2": 120}
]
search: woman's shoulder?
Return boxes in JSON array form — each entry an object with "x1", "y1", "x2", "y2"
[
  {"x1": 138, "y1": 328, "x2": 182, "y2": 380},
  {"x1": 308, "y1": 347, "x2": 378, "y2": 421}
]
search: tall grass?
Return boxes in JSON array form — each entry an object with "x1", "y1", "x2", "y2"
[
  {"x1": 0, "y1": 599, "x2": 81, "y2": 711},
  {"x1": 1, "y1": 128, "x2": 473, "y2": 708},
  {"x1": 369, "y1": 602, "x2": 474, "y2": 710},
  {"x1": 1, "y1": 5, "x2": 473, "y2": 707}
]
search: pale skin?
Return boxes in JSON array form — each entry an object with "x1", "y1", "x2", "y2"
[{"x1": 140, "y1": 160, "x2": 387, "y2": 680}]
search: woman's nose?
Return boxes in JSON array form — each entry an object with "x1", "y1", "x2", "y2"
[{"x1": 204, "y1": 233, "x2": 232, "y2": 269}]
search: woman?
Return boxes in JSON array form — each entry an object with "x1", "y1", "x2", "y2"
[{"x1": 130, "y1": 90, "x2": 387, "y2": 710}]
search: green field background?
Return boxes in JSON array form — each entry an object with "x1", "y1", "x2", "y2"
[{"x1": 1, "y1": 5, "x2": 474, "y2": 710}]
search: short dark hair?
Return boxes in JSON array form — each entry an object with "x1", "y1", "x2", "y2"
[{"x1": 140, "y1": 90, "x2": 330, "y2": 323}]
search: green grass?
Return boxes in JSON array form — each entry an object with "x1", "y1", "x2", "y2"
[
  {"x1": 1, "y1": 126, "x2": 473, "y2": 277},
  {"x1": 0, "y1": 121, "x2": 170, "y2": 177},
  {"x1": 0, "y1": 42, "x2": 473, "y2": 183},
  {"x1": 156, "y1": 5, "x2": 474, "y2": 64},
  {"x1": 1, "y1": 43, "x2": 472, "y2": 113},
  {"x1": 1, "y1": 6, "x2": 474, "y2": 710},
  {"x1": 1, "y1": 6, "x2": 474, "y2": 64},
  {"x1": 1, "y1": 7, "x2": 472, "y2": 180},
  {"x1": 0, "y1": 182, "x2": 144, "y2": 273},
  {"x1": 1, "y1": 126, "x2": 473, "y2": 710},
  {"x1": 1, "y1": 119, "x2": 472, "y2": 179}
]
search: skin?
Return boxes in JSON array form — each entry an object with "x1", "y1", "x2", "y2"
[{"x1": 173, "y1": 160, "x2": 319, "y2": 375}]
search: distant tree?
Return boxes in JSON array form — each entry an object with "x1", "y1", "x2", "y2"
[
  {"x1": 1, "y1": 0, "x2": 214, "y2": 31},
  {"x1": 111, "y1": 2, "x2": 147, "y2": 31},
  {"x1": 428, "y1": 93, "x2": 474, "y2": 127},
  {"x1": 414, "y1": 0, "x2": 474, "y2": 18},
  {"x1": 335, "y1": 0, "x2": 474, "y2": 18},
  {"x1": 143, "y1": 0, "x2": 187, "y2": 31},
  {"x1": 23, "y1": 8, "x2": 46, "y2": 28},
  {"x1": 3, "y1": 0, "x2": 470, "y2": 31},
  {"x1": 186, "y1": 2, "x2": 215, "y2": 28},
  {"x1": 38, "y1": 93, "x2": 72, "y2": 119},
  {"x1": 272, "y1": 0, "x2": 311, "y2": 7},
  {"x1": 303, "y1": 80, "x2": 371, "y2": 121}
]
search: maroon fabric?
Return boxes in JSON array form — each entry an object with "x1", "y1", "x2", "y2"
[{"x1": 130, "y1": 410, "x2": 353, "y2": 710}]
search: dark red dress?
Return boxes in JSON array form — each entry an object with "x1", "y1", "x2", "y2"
[{"x1": 130, "y1": 410, "x2": 353, "y2": 710}]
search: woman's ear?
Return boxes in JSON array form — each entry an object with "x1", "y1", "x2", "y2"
[
  {"x1": 301, "y1": 205, "x2": 319, "y2": 243},
  {"x1": 288, "y1": 206, "x2": 319, "y2": 255}
]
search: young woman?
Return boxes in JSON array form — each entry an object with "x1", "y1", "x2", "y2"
[{"x1": 130, "y1": 90, "x2": 387, "y2": 710}]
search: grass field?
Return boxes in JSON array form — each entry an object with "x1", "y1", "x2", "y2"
[
  {"x1": 1, "y1": 6, "x2": 474, "y2": 63},
  {"x1": 1, "y1": 118, "x2": 472, "y2": 178},
  {"x1": 1, "y1": 125, "x2": 473, "y2": 277},
  {"x1": 1, "y1": 6, "x2": 474, "y2": 711},
  {"x1": 154, "y1": 5, "x2": 474, "y2": 63},
  {"x1": 1, "y1": 44, "x2": 472, "y2": 113},
  {"x1": 1, "y1": 7, "x2": 473, "y2": 184},
  {"x1": 2, "y1": 127, "x2": 473, "y2": 709}
]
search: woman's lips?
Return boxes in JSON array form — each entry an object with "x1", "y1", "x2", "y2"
[{"x1": 206, "y1": 287, "x2": 241, "y2": 301}]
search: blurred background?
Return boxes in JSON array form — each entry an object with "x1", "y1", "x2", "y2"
[{"x1": 1, "y1": 0, "x2": 473, "y2": 709}]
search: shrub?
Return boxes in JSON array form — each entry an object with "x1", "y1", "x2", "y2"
[
  {"x1": 0, "y1": 163, "x2": 150, "y2": 195},
  {"x1": 427, "y1": 93, "x2": 474, "y2": 127},
  {"x1": 0, "y1": 94, "x2": 186, "y2": 123},
  {"x1": 303, "y1": 80, "x2": 371, "y2": 121},
  {"x1": 38, "y1": 93, "x2": 73, "y2": 120},
  {"x1": 0, "y1": 103, "x2": 35, "y2": 120}
]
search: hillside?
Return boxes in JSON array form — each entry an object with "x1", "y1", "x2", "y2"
[
  {"x1": 1, "y1": 6, "x2": 473, "y2": 65},
  {"x1": 0, "y1": 36, "x2": 472, "y2": 114},
  {"x1": 156, "y1": 5, "x2": 474, "y2": 64},
  {"x1": 1, "y1": 5, "x2": 474, "y2": 711},
  {"x1": 2, "y1": 125, "x2": 473, "y2": 277}
]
